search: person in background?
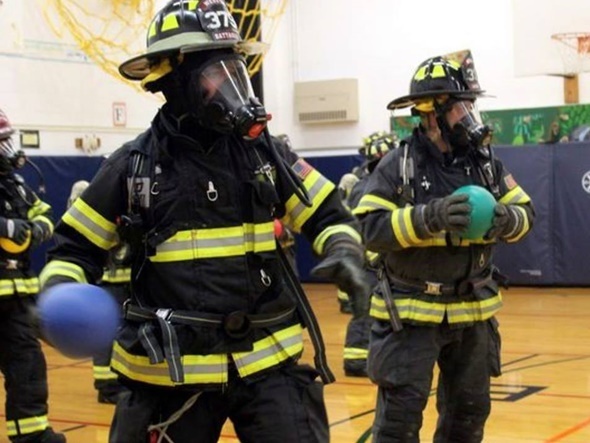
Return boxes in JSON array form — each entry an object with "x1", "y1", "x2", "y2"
[
  {"x1": 354, "y1": 50, "x2": 535, "y2": 442},
  {"x1": 39, "y1": 2, "x2": 370, "y2": 442},
  {"x1": 0, "y1": 108, "x2": 64, "y2": 443},
  {"x1": 67, "y1": 180, "x2": 130, "y2": 405},
  {"x1": 342, "y1": 132, "x2": 396, "y2": 377},
  {"x1": 336, "y1": 131, "x2": 396, "y2": 315}
]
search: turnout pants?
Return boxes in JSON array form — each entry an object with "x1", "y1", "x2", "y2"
[
  {"x1": 0, "y1": 298, "x2": 50, "y2": 441},
  {"x1": 109, "y1": 362, "x2": 329, "y2": 443},
  {"x1": 368, "y1": 318, "x2": 501, "y2": 443}
]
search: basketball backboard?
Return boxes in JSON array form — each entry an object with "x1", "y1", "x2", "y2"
[{"x1": 513, "y1": 0, "x2": 590, "y2": 77}]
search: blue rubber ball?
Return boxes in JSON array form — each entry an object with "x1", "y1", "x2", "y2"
[
  {"x1": 38, "y1": 283, "x2": 121, "y2": 359},
  {"x1": 451, "y1": 185, "x2": 496, "y2": 239}
]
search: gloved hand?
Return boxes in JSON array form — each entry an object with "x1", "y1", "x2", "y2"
[
  {"x1": 484, "y1": 203, "x2": 519, "y2": 240},
  {"x1": 422, "y1": 194, "x2": 471, "y2": 234},
  {"x1": 311, "y1": 240, "x2": 371, "y2": 318},
  {"x1": 28, "y1": 222, "x2": 47, "y2": 248},
  {"x1": 0, "y1": 217, "x2": 31, "y2": 245}
]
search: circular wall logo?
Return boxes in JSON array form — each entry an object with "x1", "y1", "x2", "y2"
[{"x1": 583, "y1": 171, "x2": 590, "y2": 194}]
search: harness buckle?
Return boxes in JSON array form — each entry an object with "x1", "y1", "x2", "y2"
[
  {"x1": 155, "y1": 308, "x2": 173, "y2": 322},
  {"x1": 425, "y1": 281, "x2": 443, "y2": 296},
  {"x1": 5, "y1": 260, "x2": 19, "y2": 270}
]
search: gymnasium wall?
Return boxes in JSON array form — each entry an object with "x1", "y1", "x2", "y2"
[{"x1": 2, "y1": 0, "x2": 590, "y2": 157}]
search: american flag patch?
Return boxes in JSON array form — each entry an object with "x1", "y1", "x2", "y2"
[
  {"x1": 504, "y1": 174, "x2": 517, "y2": 190},
  {"x1": 292, "y1": 159, "x2": 313, "y2": 179}
]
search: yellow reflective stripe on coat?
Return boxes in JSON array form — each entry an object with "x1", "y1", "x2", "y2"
[
  {"x1": 391, "y1": 207, "x2": 422, "y2": 247},
  {"x1": 27, "y1": 198, "x2": 51, "y2": 218},
  {"x1": 343, "y1": 347, "x2": 368, "y2": 360},
  {"x1": 111, "y1": 342, "x2": 228, "y2": 386},
  {"x1": 370, "y1": 293, "x2": 503, "y2": 324},
  {"x1": 353, "y1": 194, "x2": 398, "y2": 216},
  {"x1": 27, "y1": 199, "x2": 54, "y2": 234},
  {"x1": 499, "y1": 186, "x2": 531, "y2": 205},
  {"x1": 312, "y1": 224, "x2": 362, "y2": 255},
  {"x1": 39, "y1": 260, "x2": 88, "y2": 287},
  {"x1": 0, "y1": 278, "x2": 39, "y2": 296},
  {"x1": 6, "y1": 415, "x2": 49, "y2": 436},
  {"x1": 63, "y1": 198, "x2": 118, "y2": 250},
  {"x1": 150, "y1": 222, "x2": 275, "y2": 263},
  {"x1": 93, "y1": 364, "x2": 118, "y2": 381},
  {"x1": 111, "y1": 324, "x2": 304, "y2": 386},
  {"x1": 284, "y1": 170, "x2": 335, "y2": 231},
  {"x1": 102, "y1": 267, "x2": 132, "y2": 283},
  {"x1": 505, "y1": 205, "x2": 531, "y2": 243},
  {"x1": 30, "y1": 215, "x2": 54, "y2": 235},
  {"x1": 233, "y1": 324, "x2": 304, "y2": 377}
]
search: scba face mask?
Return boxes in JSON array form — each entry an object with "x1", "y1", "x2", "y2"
[
  {"x1": 444, "y1": 100, "x2": 492, "y2": 151},
  {"x1": 191, "y1": 54, "x2": 269, "y2": 140},
  {"x1": 0, "y1": 137, "x2": 25, "y2": 174}
]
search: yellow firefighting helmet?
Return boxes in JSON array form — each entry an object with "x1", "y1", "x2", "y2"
[
  {"x1": 119, "y1": 0, "x2": 260, "y2": 82},
  {"x1": 359, "y1": 131, "x2": 397, "y2": 161}
]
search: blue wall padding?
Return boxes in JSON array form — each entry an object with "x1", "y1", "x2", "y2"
[
  {"x1": 19, "y1": 156, "x2": 104, "y2": 273},
  {"x1": 18, "y1": 143, "x2": 590, "y2": 286}
]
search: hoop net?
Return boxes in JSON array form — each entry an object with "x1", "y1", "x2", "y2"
[
  {"x1": 38, "y1": 0, "x2": 288, "y2": 87},
  {"x1": 551, "y1": 32, "x2": 590, "y2": 76}
]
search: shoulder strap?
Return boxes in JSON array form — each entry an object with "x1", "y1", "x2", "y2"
[
  {"x1": 472, "y1": 146, "x2": 501, "y2": 198},
  {"x1": 398, "y1": 140, "x2": 416, "y2": 206}
]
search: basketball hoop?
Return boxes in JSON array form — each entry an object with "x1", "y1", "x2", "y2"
[{"x1": 551, "y1": 32, "x2": 590, "y2": 77}]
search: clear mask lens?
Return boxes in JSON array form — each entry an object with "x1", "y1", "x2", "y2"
[
  {"x1": 193, "y1": 55, "x2": 268, "y2": 139},
  {"x1": 0, "y1": 137, "x2": 17, "y2": 159},
  {"x1": 198, "y1": 57, "x2": 255, "y2": 109},
  {"x1": 446, "y1": 100, "x2": 492, "y2": 148}
]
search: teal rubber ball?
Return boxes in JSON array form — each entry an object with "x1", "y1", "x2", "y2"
[{"x1": 451, "y1": 185, "x2": 496, "y2": 239}]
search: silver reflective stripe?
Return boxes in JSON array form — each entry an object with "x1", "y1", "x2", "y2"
[
  {"x1": 233, "y1": 333, "x2": 303, "y2": 370},
  {"x1": 288, "y1": 177, "x2": 328, "y2": 221},
  {"x1": 67, "y1": 205, "x2": 116, "y2": 246}
]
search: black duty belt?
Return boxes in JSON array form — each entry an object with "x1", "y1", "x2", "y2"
[
  {"x1": 124, "y1": 303, "x2": 296, "y2": 383},
  {"x1": 387, "y1": 273, "x2": 494, "y2": 297}
]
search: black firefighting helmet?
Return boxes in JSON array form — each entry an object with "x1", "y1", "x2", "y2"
[
  {"x1": 359, "y1": 131, "x2": 396, "y2": 161},
  {"x1": 387, "y1": 51, "x2": 486, "y2": 113},
  {"x1": 119, "y1": 0, "x2": 259, "y2": 82}
]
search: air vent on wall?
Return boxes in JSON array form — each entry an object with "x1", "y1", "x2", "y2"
[{"x1": 294, "y1": 78, "x2": 359, "y2": 124}]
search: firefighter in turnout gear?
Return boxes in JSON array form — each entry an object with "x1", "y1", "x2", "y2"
[
  {"x1": 67, "y1": 181, "x2": 131, "y2": 404},
  {"x1": 39, "y1": 2, "x2": 369, "y2": 442},
  {"x1": 353, "y1": 50, "x2": 535, "y2": 442},
  {"x1": 341, "y1": 132, "x2": 396, "y2": 377},
  {"x1": 0, "y1": 109, "x2": 64, "y2": 443}
]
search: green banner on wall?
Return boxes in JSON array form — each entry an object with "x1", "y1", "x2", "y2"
[{"x1": 391, "y1": 103, "x2": 590, "y2": 146}]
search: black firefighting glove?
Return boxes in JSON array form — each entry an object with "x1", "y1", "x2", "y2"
[
  {"x1": 28, "y1": 221, "x2": 48, "y2": 248},
  {"x1": 0, "y1": 217, "x2": 31, "y2": 245},
  {"x1": 414, "y1": 194, "x2": 471, "y2": 237},
  {"x1": 484, "y1": 203, "x2": 520, "y2": 240},
  {"x1": 311, "y1": 239, "x2": 371, "y2": 318}
]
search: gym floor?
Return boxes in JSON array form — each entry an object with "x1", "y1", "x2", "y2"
[{"x1": 0, "y1": 284, "x2": 589, "y2": 443}]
